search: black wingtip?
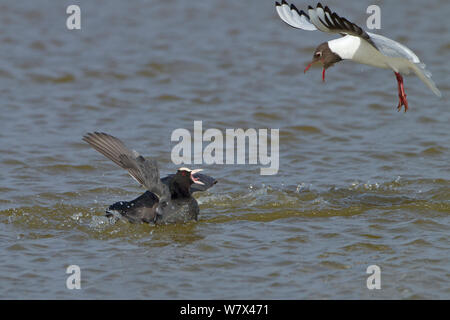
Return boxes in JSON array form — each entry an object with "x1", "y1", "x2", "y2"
[{"x1": 290, "y1": 4, "x2": 309, "y2": 19}]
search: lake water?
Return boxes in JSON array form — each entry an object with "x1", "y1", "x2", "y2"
[{"x1": 0, "y1": 0, "x2": 449, "y2": 299}]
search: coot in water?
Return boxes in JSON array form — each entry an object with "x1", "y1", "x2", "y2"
[{"x1": 83, "y1": 132, "x2": 217, "y2": 224}]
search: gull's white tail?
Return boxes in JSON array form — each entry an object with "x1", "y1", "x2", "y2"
[{"x1": 411, "y1": 63, "x2": 442, "y2": 97}]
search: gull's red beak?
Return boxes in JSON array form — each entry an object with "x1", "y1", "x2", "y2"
[
  {"x1": 304, "y1": 61, "x2": 314, "y2": 73},
  {"x1": 304, "y1": 60, "x2": 326, "y2": 82}
]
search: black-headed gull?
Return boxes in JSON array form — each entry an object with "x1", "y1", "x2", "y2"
[{"x1": 275, "y1": 1, "x2": 441, "y2": 112}]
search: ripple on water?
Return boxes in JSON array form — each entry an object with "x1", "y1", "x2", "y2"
[
  {"x1": 287, "y1": 125, "x2": 323, "y2": 134},
  {"x1": 342, "y1": 242, "x2": 393, "y2": 253},
  {"x1": 28, "y1": 73, "x2": 76, "y2": 83},
  {"x1": 421, "y1": 146, "x2": 446, "y2": 156}
]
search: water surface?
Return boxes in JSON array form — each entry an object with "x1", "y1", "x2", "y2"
[{"x1": 0, "y1": 0, "x2": 449, "y2": 299}]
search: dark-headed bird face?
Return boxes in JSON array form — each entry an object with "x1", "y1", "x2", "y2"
[
  {"x1": 168, "y1": 167, "x2": 205, "y2": 199},
  {"x1": 177, "y1": 167, "x2": 205, "y2": 186},
  {"x1": 304, "y1": 42, "x2": 342, "y2": 82}
]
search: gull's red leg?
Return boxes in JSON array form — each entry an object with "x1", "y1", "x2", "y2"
[
  {"x1": 394, "y1": 72, "x2": 409, "y2": 112},
  {"x1": 322, "y1": 68, "x2": 326, "y2": 82}
]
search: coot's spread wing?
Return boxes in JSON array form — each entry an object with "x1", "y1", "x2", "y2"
[
  {"x1": 275, "y1": 2, "x2": 377, "y2": 48},
  {"x1": 83, "y1": 132, "x2": 170, "y2": 201},
  {"x1": 161, "y1": 172, "x2": 217, "y2": 194}
]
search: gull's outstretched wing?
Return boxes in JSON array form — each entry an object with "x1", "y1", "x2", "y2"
[
  {"x1": 83, "y1": 132, "x2": 170, "y2": 200},
  {"x1": 275, "y1": 1, "x2": 317, "y2": 31},
  {"x1": 368, "y1": 32, "x2": 420, "y2": 63},
  {"x1": 276, "y1": 2, "x2": 377, "y2": 48},
  {"x1": 368, "y1": 32, "x2": 441, "y2": 97}
]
